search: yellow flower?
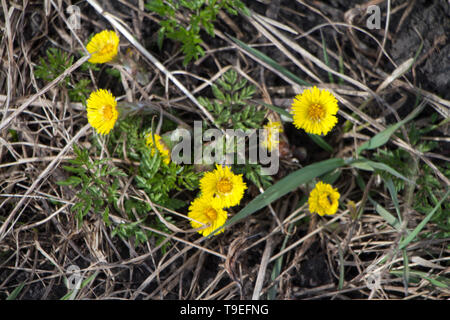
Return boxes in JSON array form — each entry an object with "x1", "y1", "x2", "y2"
[
  {"x1": 86, "y1": 89, "x2": 118, "y2": 135},
  {"x1": 188, "y1": 196, "x2": 228, "y2": 237},
  {"x1": 86, "y1": 30, "x2": 120, "y2": 64},
  {"x1": 262, "y1": 120, "x2": 283, "y2": 152},
  {"x1": 291, "y1": 86, "x2": 339, "y2": 135},
  {"x1": 199, "y1": 164, "x2": 247, "y2": 208},
  {"x1": 308, "y1": 181, "x2": 340, "y2": 216},
  {"x1": 146, "y1": 133, "x2": 171, "y2": 165}
]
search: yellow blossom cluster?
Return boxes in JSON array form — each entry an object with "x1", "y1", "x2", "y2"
[{"x1": 188, "y1": 164, "x2": 247, "y2": 237}]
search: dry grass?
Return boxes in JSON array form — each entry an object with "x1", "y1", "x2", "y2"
[{"x1": 0, "y1": 0, "x2": 449, "y2": 300}]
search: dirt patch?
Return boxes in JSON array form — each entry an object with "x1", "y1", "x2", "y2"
[{"x1": 390, "y1": 0, "x2": 450, "y2": 99}]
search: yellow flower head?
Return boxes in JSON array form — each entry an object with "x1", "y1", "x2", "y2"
[
  {"x1": 262, "y1": 120, "x2": 283, "y2": 152},
  {"x1": 188, "y1": 196, "x2": 228, "y2": 237},
  {"x1": 308, "y1": 181, "x2": 340, "y2": 216},
  {"x1": 86, "y1": 89, "x2": 118, "y2": 135},
  {"x1": 291, "y1": 86, "x2": 339, "y2": 135},
  {"x1": 199, "y1": 164, "x2": 247, "y2": 208},
  {"x1": 146, "y1": 133, "x2": 171, "y2": 165},
  {"x1": 86, "y1": 30, "x2": 120, "y2": 64}
]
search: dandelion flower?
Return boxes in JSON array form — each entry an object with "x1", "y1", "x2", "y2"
[
  {"x1": 291, "y1": 86, "x2": 339, "y2": 135},
  {"x1": 199, "y1": 164, "x2": 247, "y2": 208},
  {"x1": 308, "y1": 181, "x2": 340, "y2": 216},
  {"x1": 86, "y1": 30, "x2": 120, "y2": 64},
  {"x1": 146, "y1": 133, "x2": 171, "y2": 165},
  {"x1": 262, "y1": 120, "x2": 283, "y2": 152},
  {"x1": 188, "y1": 196, "x2": 228, "y2": 237},
  {"x1": 86, "y1": 89, "x2": 118, "y2": 135}
]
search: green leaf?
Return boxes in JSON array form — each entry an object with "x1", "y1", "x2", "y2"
[
  {"x1": 145, "y1": 0, "x2": 169, "y2": 16},
  {"x1": 82, "y1": 198, "x2": 92, "y2": 218},
  {"x1": 357, "y1": 102, "x2": 426, "y2": 154},
  {"x1": 211, "y1": 84, "x2": 225, "y2": 101},
  {"x1": 307, "y1": 133, "x2": 333, "y2": 153},
  {"x1": 102, "y1": 207, "x2": 111, "y2": 226},
  {"x1": 369, "y1": 197, "x2": 402, "y2": 231},
  {"x1": 258, "y1": 101, "x2": 292, "y2": 119},
  {"x1": 351, "y1": 160, "x2": 375, "y2": 171},
  {"x1": 351, "y1": 159, "x2": 414, "y2": 184},
  {"x1": 62, "y1": 165, "x2": 85, "y2": 174},
  {"x1": 157, "y1": 27, "x2": 166, "y2": 50},
  {"x1": 202, "y1": 20, "x2": 215, "y2": 37},
  {"x1": 107, "y1": 166, "x2": 127, "y2": 177},
  {"x1": 6, "y1": 282, "x2": 25, "y2": 300},
  {"x1": 56, "y1": 176, "x2": 82, "y2": 186}
]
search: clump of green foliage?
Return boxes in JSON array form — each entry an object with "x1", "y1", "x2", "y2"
[
  {"x1": 34, "y1": 48, "x2": 92, "y2": 102},
  {"x1": 34, "y1": 48, "x2": 73, "y2": 84},
  {"x1": 374, "y1": 120, "x2": 449, "y2": 237},
  {"x1": 145, "y1": 0, "x2": 248, "y2": 65},
  {"x1": 58, "y1": 113, "x2": 201, "y2": 248},
  {"x1": 113, "y1": 116, "x2": 200, "y2": 210},
  {"x1": 199, "y1": 69, "x2": 272, "y2": 188},
  {"x1": 234, "y1": 162, "x2": 273, "y2": 189},
  {"x1": 34, "y1": 48, "x2": 122, "y2": 102},
  {"x1": 198, "y1": 69, "x2": 265, "y2": 130},
  {"x1": 56, "y1": 145, "x2": 126, "y2": 226}
]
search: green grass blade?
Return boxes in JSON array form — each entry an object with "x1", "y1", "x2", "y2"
[
  {"x1": 6, "y1": 282, "x2": 25, "y2": 300},
  {"x1": 351, "y1": 159, "x2": 414, "y2": 184},
  {"x1": 257, "y1": 101, "x2": 292, "y2": 119},
  {"x1": 369, "y1": 197, "x2": 402, "y2": 231},
  {"x1": 267, "y1": 221, "x2": 296, "y2": 299},
  {"x1": 307, "y1": 133, "x2": 333, "y2": 153},
  {"x1": 417, "y1": 274, "x2": 449, "y2": 289},
  {"x1": 338, "y1": 55, "x2": 344, "y2": 85},
  {"x1": 390, "y1": 270, "x2": 449, "y2": 289},
  {"x1": 61, "y1": 271, "x2": 99, "y2": 300},
  {"x1": 384, "y1": 177, "x2": 401, "y2": 221},
  {"x1": 209, "y1": 158, "x2": 347, "y2": 236},
  {"x1": 402, "y1": 249, "x2": 410, "y2": 294},
  {"x1": 357, "y1": 101, "x2": 426, "y2": 155},
  {"x1": 79, "y1": 271, "x2": 99, "y2": 288},
  {"x1": 398, "y1": 188, "x2": 450, "y2": 250},
  {"x1": 229, "y1": 35, "x2": 311, "y2": 86},
  {"x1": 338, "y1": 246, "x2": 344, "y2": 290},
  {"x1": 61, "y1": 288, "x2": 78, "y2": 301},
  {"x1": 320, "y1": 30, "x2": 334, "y2": 84}
]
